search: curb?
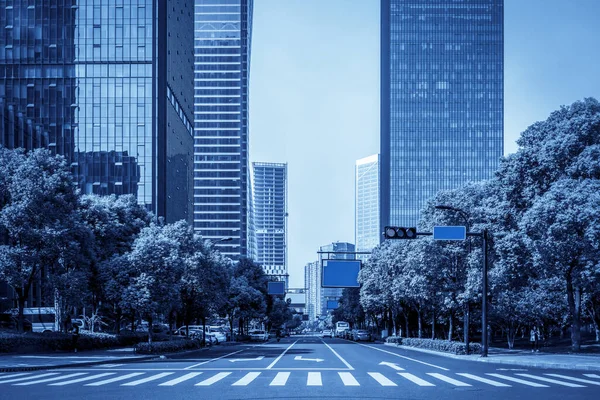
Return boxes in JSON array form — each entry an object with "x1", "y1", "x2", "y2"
[
  {"x1": 0, "y1": 346, "x2": 212, "y2": 373},
  {"x1": 383, "y1": 342, "x2": 600, "y2": 371}
]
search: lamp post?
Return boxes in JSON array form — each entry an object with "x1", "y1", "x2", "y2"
[
  {"x1": 435, "y1": 205, "x2": 471, "y2": 354},
  {"x1": 435, "y1": 205, "x2": 488, "y2": 357}
]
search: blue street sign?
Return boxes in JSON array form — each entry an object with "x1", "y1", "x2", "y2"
[
  {"x1": 268, "y1": 281, "x2": 285, "y2": 295},
  {"x1": 327, "y1": 300, "x2": 340, "y2": 310},
  {"x1": 322, "y1": 260, "x2": 361, "y2": 288},
  {"x1": 433, "y1": 226, "x2": 467, "y2": 240}
]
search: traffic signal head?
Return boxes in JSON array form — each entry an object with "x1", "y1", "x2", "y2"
[{"x1": 384, "y1": 226, "x2": 417, "y2": 239}]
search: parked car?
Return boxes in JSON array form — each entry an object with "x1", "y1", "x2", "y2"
[
  {"x1": 321, "y1": 329, "x2": 333, "y2": 338},
  {"x1": 209, "y1": 326, "x2": 227, "y2": 343},
  {"x1": 352, "y1": 329, "x2": 372, "y2": 341},
  {"x1": 249, "y1": 330, "x2": 268, "y2": 341},
  {"x1": 343, "y1": 329, "x2": 354, "y2": 340},
  {"x1": 269, "y1": 329, "x2": 279, "y2": 339}
]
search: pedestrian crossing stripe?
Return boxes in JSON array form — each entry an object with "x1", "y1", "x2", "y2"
[{"x1": 1, "y1": 370, "x2": 598, "y2": 388}]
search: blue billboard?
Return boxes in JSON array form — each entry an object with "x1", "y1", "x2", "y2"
[
  {"x1": 321, "y1": 260, "x2": 361, "y2": 288},
  {"x1": 267, "y1": 281, "x2": 285, "y2": 295},
  {"x1": 433, "y1": 226, "x2": 467, "y2": 240}
]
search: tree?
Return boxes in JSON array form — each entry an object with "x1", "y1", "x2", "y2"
[{"x1": 0, "y1": 148, "x2": 79, "y2": 332}]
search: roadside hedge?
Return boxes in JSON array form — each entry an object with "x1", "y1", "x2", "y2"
[
  {"x1": 386, "y1": 337, "x2": 482, "y2": 355},
  {"x1": 135, "y1": 339, "x2": 203, "y2": 354},
  {"x1": 0, "y1": 331, "x2": 145, "y2": 353}
]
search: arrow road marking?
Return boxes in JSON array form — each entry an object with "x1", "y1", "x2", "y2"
[
  {"x1": 294, "y1": 356, "x2": 324, "y2": 362},
  {"x1": 229, "y1": 356, "x2": 264, "y2": 363},
  {"x1": 379, "y1": 361, "x2": 404, "y2": 371}
]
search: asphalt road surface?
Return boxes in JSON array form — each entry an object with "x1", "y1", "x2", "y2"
[{"x1": 1, "y1": 336, "x2": 599, "y2": 400}]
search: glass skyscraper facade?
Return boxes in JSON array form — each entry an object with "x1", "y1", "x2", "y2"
[
  {"x1": 0, "y1": 0, "x2": 195, "y2": 223},
  {"x1": 355, "y1": 154, "x2": 380, "y2": 252},
  {"x1": 380, "y1": 0, "x2": 504, "y2": 229},
  {"x1": 252, "y1": 162, "x2": 287, "y2": 284},
  {"x1": 193, "y1": 0, "x2": 252, "y2": 258}
]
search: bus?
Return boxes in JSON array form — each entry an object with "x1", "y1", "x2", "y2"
[
  {"x1": 335, "y1": 321, "x2": 349, "y2": 337},
  {"x1": 10, "y1": 307, "x2": 57, "y2": 333}
]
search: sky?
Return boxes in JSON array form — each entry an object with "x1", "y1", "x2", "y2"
[{"x1": 249, "y1": 0, "x2": 600, "y2": 288}]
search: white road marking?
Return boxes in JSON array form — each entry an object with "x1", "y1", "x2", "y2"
[
  {"x1": 379, "y1": 361, "x2": 404, "y2": 370},
  {"x1": 355, "y1": 343, "x2": 449, "y2": 371},
  {"x1": 515, "y1": 373, "x2": 585, "y2": 388},
  {"x1": 545, "y1": 374, "x2": 600, "y2": 386},
  {"x1": 50, "y1": 373, "x2": 116, "y2": 386},
  {"x1": 96, "y1": 364, "x2": 123, "y2": 368},
  {"x1": 321, "y1": 340, "x2": 355, "y2": 370},
  {"x1": 266, "y1": 340, "x2": 297, "y2": 369},
  {"x1": 269, "y1": 372, "x2": 290, "y2": 386},
  {"x1": 584, "y1": 374, "x2": 600, "y2": 379},
  {"x1": 486, "y1": 373, "x2": 549, "y2": 387},
  {"x1": 456, "y1": 373, "x2": 511, "y2": 387},
  {"x1": 397, "y1": 372, "x2": 435, "y2": 386},
  {"x1": 14, "y1": 373, "x2": 87, "y2": 386},
  {"x1": 85, "y1": 372, "x2": 145, "y2": 386},
  {"x1": 427, "y1": 372, "x2": 471, "y2": 387},
  {"x1": 338, "y1": 372, "x2": 360, "y2": 386},
  {"x1": 229, "y1": 356, "x2": 264, "y2": 363},
  {"x1": 195, "y1": 372, "x2": 231, "y2": 386},
  {"x1": 0, "y1": 373, "x2": 59, "y2": 384},
  {"x1": 368, "y1": 372, "x2": 397, "y2": 386},
  {"x1": 184, "y1": 349, "x2": 244, "y2": 369},
  {"x1": 307, "y1": 372, "x2": 322, "y2": 386},
  {"x1": 121, "y1": 372, "x2": 174, "y2": 386},
  {"x1": 159, "y1": 372, "x2": 203, "y2": 386},
  {"x1": 232, "y1": 372, "x2": 261, "y2": 386},
  {"x1": 0, "y1": 373, "x2": 32, "y2": 380},
  {"x1": 294, "y1": 356, "x2": 324, "y2": 362}
]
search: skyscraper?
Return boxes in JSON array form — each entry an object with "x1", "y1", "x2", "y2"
[
  {"x1": 318, "y1": 242, "x2": 355, "y2": 316},
  {"x1": 355, "y1": 154, "x2": 380, "y2": 252},
  {"x1": 0, "y1": 0, "x2": 195, "y2": 224},
  {"x1": 380, "y1": 0, "x2": 504, "y2": 230},
  {"x1": 252, "y1": 162, "x2": 287, "y2": 284},
  {"x1": 193, "y1": 0, "x2": 253, "y2": 258}
]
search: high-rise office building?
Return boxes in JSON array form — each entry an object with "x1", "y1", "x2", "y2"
[
  {"x1": 356, "y1": 154, "x2": 380, "y2": 252},
  {"x1": 380, "y1": 0, "x2": 504, "y2": 230},
  {"x1": 304, "y1": 261, "x2": 319, "y2": 321},
  {"x1": 252, "y1": 162, "x2": 287, "y2": 284},
  {"x1": 0, "y1": 0, "x2": 195, "y2": 224},
  {"x1": 193, "y1": 0, "x2": 253, "y2": 258},
  {"x1": 318, "y1": 242, "x2": 355, "y2": 316}
]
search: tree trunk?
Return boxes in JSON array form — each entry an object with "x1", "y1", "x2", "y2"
[
  {"x1": 507, "y1": 325, "x2": 516, "y2": 349},
  {"x1": 17, "y1": 292, "x2": 26, "y2": 333},
  {"x1": 148, "y1": 316, "x2": 154, "y2": 345},
  {"x1": 566, "y1": 271, "x2": 581, "y2": 352},
  {"x1": 404, "y1": 311, "x2": 410, "y2": 338},
  {"x1": 464, "y1": 303, "x2": 470, "y2": 353},
  {"x1": 448, "y1": 313, "x2": 453, "y2": 341},
  {"x1": 202, "y1": 316, "x2": 207, "y2": 346},
  {"x1": 431, "y1": 309, "x2": 436, "y2": 340},
  {"x1": 417, "y1": 307, "x2": 422, "y2": 339}
]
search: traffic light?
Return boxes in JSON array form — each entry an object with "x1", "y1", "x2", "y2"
[{"x1": 384, "y1": 226, "x2": 417, "y2": 239}]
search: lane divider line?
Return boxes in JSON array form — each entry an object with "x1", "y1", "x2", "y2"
[
  {"x1": 266, "y1": 340, "x2": 298, "y2": 370},
  {"x1": 353, "y1": 342, "x2": 450, "y2": 371},
  {"x1": 184, "y1": 349, "x2": 245, "y2": 370},
  {"x1": 321, "y1": 340, "x2": 355, "y2": 370}
]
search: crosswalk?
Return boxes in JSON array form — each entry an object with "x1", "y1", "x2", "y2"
[{"x1": 0, "y1": 370, "x2": 598, "y2": 389}]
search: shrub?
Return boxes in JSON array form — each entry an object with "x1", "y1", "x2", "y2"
[
  {"x1": 135, "y1": 339, "x2": 203, "y2": 355},
  {"x1": 385, "y1": 336, "x2": 403, "y2": 345},
  {"x1": 398, "y1": 337, "x2": 482, "y2": 355},
  {"x1": 0, "y1": 331, "x2": 126, "y2": 353}
]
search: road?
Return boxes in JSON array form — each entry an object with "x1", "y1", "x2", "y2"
[{"x1": 1, "y1": 336, "x2": 598, "y2": 399}]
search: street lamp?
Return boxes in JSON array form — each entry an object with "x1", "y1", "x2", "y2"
[
  {"x1": 435, "y1": 205, "x2": 488, "y2": 357},
  {"x1": 435, "y1": 205, "x2": 471, "y2": 354}
]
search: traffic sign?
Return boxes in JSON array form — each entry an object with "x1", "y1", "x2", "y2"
[
  {"x1": 321, "y1": 259, "x2": 361, "y2": 288},
  {"x1": 268, "y1": 281, "x2": 285, "y2": 295},
  {"x1": 433, "y1": 226, "x2": 467, "y2": 240},
  {"x1": 327, "y1": 300, "x2": 340, "y2": 309}
]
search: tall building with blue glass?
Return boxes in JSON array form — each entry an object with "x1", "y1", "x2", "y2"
[
  {"x1": 0, "y1": 0, "x2": 195, "y2": 224},
  {"x1": 380, "y1": 0, "x2": 503, "y2": 231},
  {"x1": 193, "y1": 0, "x2": 253, "y2": 258}
]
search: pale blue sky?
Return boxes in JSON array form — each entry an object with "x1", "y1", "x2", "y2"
[{"x1": 249, "y1": 0, "x2": 600, "y2": 287}]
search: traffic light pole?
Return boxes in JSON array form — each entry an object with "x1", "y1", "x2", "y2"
[{"x1": 387, "y1": 227, "x2": 490, "y2": 357}]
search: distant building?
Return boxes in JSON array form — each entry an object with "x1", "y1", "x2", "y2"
[
  {"x1": 355, "y1": 154, "x2": 380, "y2": 254},
  {"x1": 252, "y1": 162, "x2": 288, "y2": 285},
  {"x1": 380, "y1": 0, "x2": 504, "y2": 230},
  {"x1": 193, "y1": 0, "x2": 254, "y2": 258},
  {"x1": 285, "y1": 288, "x2": 306, "y2": 315},
  {"x1": 319, "y1": 242, "x2": 356, "y2": 316},
  {"x1": 304, "y1": 261, "x2": 319, "y2": 321}
]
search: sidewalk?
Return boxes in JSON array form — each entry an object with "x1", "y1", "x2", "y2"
[{"x1": 384, "y1": 342, "x2": 600, "y2": 371}]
